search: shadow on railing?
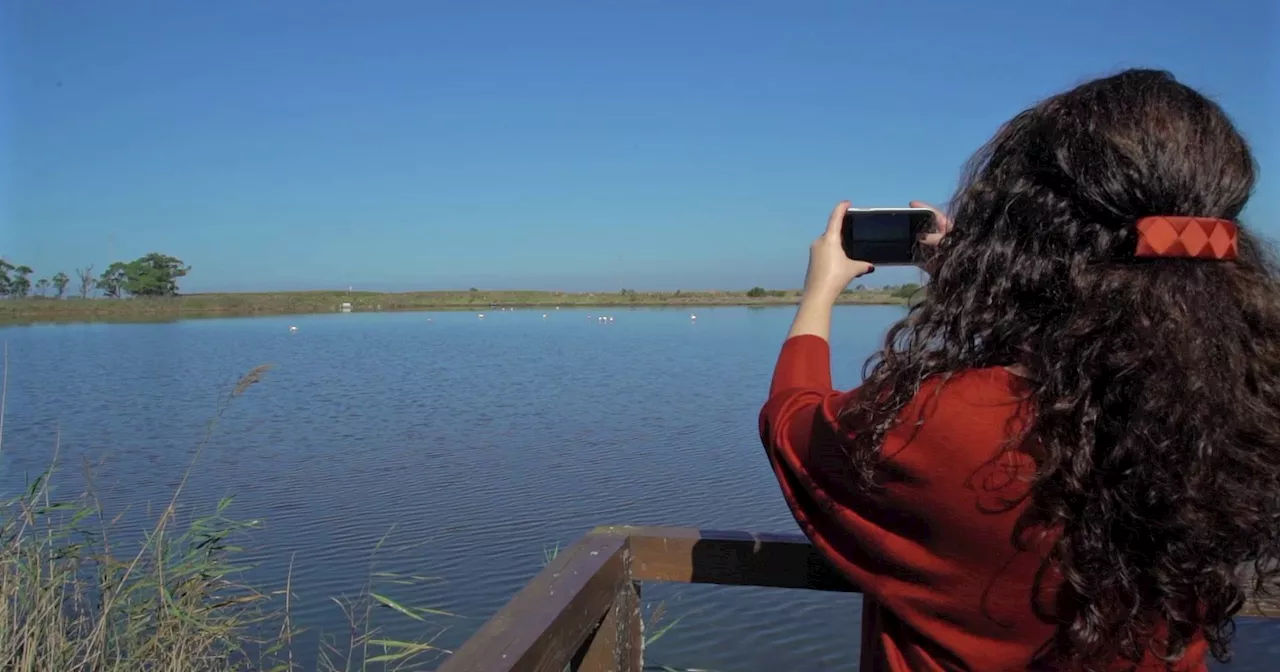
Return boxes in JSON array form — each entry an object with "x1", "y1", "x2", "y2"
[{"x1": 436, "y1": 525, "x2": 1280, "y2": 672}]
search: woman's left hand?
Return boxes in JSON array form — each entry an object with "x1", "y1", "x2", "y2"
[
  {"x1": 802, "y1": 201, "x2": 875, "y2": 300},
  {"x1": 910, "y1": 200, "x2": 951, "y2": 274}
]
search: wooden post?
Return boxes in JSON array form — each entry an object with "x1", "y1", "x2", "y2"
[
  {"x1": 571, "y1": 577, "x2": 643, "y2": 672},
  {"x1": 436, "y1": 533, "x2": 631, "y2": 672}
]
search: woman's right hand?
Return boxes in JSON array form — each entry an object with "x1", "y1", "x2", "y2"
[
  {"x1": 910, "y1": 200, "x2": 952, "y2": 273},
  {"x1": 802, "y1": 201, "x2": 876, "y2": 301}
]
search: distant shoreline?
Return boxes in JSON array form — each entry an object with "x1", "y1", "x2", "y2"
[{"x1": 0, "y1": 288, "x2": 912, "y2": 325}]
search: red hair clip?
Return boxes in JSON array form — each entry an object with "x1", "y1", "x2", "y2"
[{"x1": 1135, "y1": 216, "x2": 1238, "y2": 260}]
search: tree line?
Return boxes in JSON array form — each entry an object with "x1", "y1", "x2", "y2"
[{"x1": 0, "y1": 253, "x2": 191, "y2": 299}]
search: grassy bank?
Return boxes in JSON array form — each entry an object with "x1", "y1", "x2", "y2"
[{"x1": 0, "y1": 288, "x2": 910, "y2": 325}]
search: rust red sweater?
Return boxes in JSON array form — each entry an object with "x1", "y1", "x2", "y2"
[{"x1": 759, "y1": 335, "x2": 1208, "y2": 671}]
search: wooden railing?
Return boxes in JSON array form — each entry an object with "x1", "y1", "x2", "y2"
[
  {"x1": 435, "y1": 526, "x2": 855, "y2": 672},
  {"x1": 436, "y1": 525, "x2": 1280, "y2": 672}
]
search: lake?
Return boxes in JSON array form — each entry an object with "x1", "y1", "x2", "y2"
[{"x1": 2, "y1": 306, "x2": 1277, "y2": 671}]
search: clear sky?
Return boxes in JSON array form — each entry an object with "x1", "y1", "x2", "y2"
[{"x1": 1, "y1": 0, "x2": 1275, "y2": 292}]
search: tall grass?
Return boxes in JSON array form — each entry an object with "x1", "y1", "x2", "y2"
[
  {"x1": 0, "y1": 346, "x2": 712, "y2": 672},
  {"x1": 0, "y1": 348, "x2": 451, "y2": 671}
]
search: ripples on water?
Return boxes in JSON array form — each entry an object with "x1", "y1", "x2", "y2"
[{"x1": 1, "y1": 307, "x2": 1275, "y2": 670}]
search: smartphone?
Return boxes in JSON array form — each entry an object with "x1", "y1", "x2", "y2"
[{"x1": 841, "y1": 207, "x2": 938, "y2": 265}]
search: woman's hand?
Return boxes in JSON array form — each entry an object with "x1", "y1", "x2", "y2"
[
  {"x1": 910, "y1": 200, "x2": 952, "y2": 274},
  {"x1": 802, "y1": 201, "x2": 875, "y2": 301},
  {"x1": 788, "y1": 201, "x2": 875, "y2": 341}
]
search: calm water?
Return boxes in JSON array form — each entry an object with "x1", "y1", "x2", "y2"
[{"x1": 2, "y1": 306, "x2": 1276, "y2": 671}]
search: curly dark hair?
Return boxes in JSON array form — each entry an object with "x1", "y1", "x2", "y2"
[{"x1": 839, "y1": 69, "x2": 1280, "y2": 668}]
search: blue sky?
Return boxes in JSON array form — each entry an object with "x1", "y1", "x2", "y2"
[{"x1": 1, "y1": 0, "x2": 1275, "y2": 292}]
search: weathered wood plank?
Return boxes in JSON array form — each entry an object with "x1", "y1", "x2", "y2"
[
  {"x1": 605, "y1": 526, "x2": 1280, "y2": 619},
  {"x1": 436, "y1": 533, "x2": 630, "y2": 672},
  {"x1": 597, "y1": 526, "x2": 859, "y2": 593}
]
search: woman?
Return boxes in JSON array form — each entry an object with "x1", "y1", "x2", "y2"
[{"x1": 760, "y1": 69, "x2": 1280, "y2": 671}]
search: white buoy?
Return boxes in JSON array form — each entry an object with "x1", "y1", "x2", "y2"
[
  {"x1": 289, "y1": 325, "x2": 298, "y2": 332},
  {"x1": 478, "y1": 313, "x2": 485, "y2": 319},
  {"x1": 542, "y1": 314, "x2": 548, "y2": 319},
  {"x1": 608, "y1": 316, "x2": 615, "y2": 322},
  {"x1": 690, "y1": 314, "x2": 697, "y2": 321}
]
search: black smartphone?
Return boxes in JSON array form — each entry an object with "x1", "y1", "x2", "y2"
[{"x1": 841, "y1": 207, "x2": 938, "y2": 265}]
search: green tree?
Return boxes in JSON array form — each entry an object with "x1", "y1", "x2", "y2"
[
  {"x1": 746, "y1": 286, "x2": 767, "y2": 298},
  {"x1": 34, "y1": 278, "x2": 51, "y2": 297},
  {"x1": 52, "y1": 271, "x2": 70, "y2": 299},
  {"x1": 10, "y1": 265, "x2": 32, "y2": 298},
  {"x1": 96, "y1": 262, "x2": 128, "y2": 298},
  {"x1": 122, "y1": 253, "x2": 190, "y2": 296},
  {"x1": 0, "y1": 259, "x2": 12, "y2": 296}
]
